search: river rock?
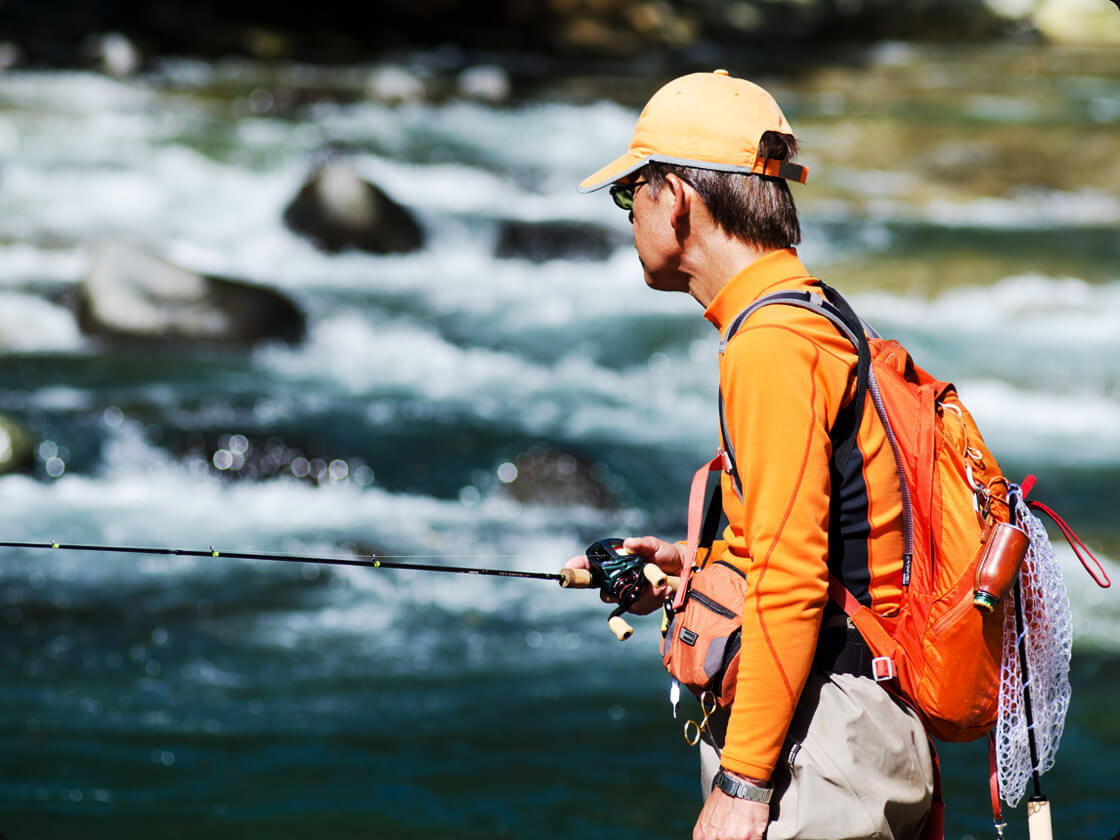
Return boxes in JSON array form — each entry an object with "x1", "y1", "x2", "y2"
[
  {"x1": 1030, "y1": 0, "x2": 1120, "y2": 44},
  {"x1": 456, "y1": 64, "x2": 512, "y2": 103},
  {"x1": 495, "y1": 220, "x2": 617, "y2": 263},
  {"x1": 365, "y1": 65, "x2": 428, "y2": 104},
  {"x1": 0, "y1": 42, "x2": 23, "y2": 70},
  {"x1": 83, "y1": 32, "x2": 143, "y2": 77},
  {"x1": 0, "y1": 413, "x2": 36, "y2": 475},
  {"x1": 503, "y1": 446, "x2": 618, "y2": 510},
  {"x1": 282, "y1": 164, "x2": 424, "y2": 254},
  {"x1": 77, "y1": 241, "x2": 305, "y2": 346}
]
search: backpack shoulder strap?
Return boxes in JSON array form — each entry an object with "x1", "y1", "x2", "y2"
[
  {"x1": 718, "y1": 285, "x2": 871, "y2": 498},
  {"x1": 719, "y1": 288, "x2": 872, "y2": 354}
]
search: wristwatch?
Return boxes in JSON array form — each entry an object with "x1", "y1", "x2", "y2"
[{"x1": 713, "y1": 768, "x2": 773, "y2": 804}]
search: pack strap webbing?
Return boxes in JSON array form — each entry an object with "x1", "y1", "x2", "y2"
[
  {"x1": 989, "y1": 733, "x2": 1006, "y2": 837},
  {"x1": 674, "y1": 455, "x2": 726, "y2": 611},
  {"x1": 815, "y1": 282, "x2": 873, "y2": 473}
]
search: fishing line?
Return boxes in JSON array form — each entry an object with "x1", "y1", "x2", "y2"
[{"x1": 0, "y1": 540, "x2": 565, "y2": 582}]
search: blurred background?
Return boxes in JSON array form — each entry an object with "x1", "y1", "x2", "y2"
[{"x1": 1, "y1": 1, "x2": 1118, "y2": 838}]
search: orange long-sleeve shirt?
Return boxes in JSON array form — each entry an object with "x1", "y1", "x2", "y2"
[{"x1": 703, "y1": 248, "x2": 905, "y2": 780}]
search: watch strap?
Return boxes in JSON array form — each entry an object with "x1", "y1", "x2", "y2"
[{"x1": 713, "y1": 768, "x2": 773, "y2": 804}]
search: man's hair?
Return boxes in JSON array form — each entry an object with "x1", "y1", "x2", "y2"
[{"x1": 644, "y1": 131, "x2": 801, "y2": 250}]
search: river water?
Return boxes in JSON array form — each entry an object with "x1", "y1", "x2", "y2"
[{"x1": 1, "y1": 43, "x2": 1118, "y2": 839}]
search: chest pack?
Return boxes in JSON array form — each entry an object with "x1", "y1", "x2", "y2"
[{"x1": 660, "y1": 283, "x2": 1110, "y2": 817}]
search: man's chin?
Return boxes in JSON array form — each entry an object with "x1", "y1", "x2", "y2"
[
  {"x1": 643, "y1": 271, "x2": 685, "y2": 294},
  {"x1": 642, "y1": 268, "x2": 666, "y2": 290}
]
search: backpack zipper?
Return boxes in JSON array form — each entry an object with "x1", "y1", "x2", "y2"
[{"x1": 866, "y1": 366, "x2": 915, "y2": 588}]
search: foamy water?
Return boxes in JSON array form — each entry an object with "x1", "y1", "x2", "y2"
[{"x1": 2, "y1": 62, "x2": 1117, "y2": 619}]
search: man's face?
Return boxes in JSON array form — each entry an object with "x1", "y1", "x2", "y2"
[{"x1": 629, "y1": 176, "x2": 688, "y2": 294}]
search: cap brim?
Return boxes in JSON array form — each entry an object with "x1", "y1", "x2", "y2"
[
  {"x1": 578, "y1": 151, "x2": 649, "y2": 193},
  {"x1": 580, "y1": 149, "x2": 810, "y2": 193}
]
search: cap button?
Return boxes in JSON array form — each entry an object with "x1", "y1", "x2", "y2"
[{"x1": 713, "y1": 69, "x2": 729, "y2": 76}]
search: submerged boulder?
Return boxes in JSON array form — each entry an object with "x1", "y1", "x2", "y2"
[
  {"x1": 178, "y1": 431, "x2": 375, "y2": 486},
  {"x1": 495, "y1": 219, "x2": 617, "y2": 263},
  {"x1": 282, "y1": 164, "x2": 424, "y2": 254},
  {"x1": 502, "y1": 446, "x2": 618, "y2": 510},
  {"x1": 77, "y1": 241, "x2": 305, "y2": 346}
]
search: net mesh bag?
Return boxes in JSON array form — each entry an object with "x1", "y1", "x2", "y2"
[{"x1": 995, "y1": 496, "x2": 1073, "y2": 806}]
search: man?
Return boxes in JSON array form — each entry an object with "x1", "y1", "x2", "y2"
[{"x1": 569, "y1": 70, "x2": 935, "y2": 840}]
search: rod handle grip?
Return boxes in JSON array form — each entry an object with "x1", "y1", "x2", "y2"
[
  {"x1": 559, "y1": 567, "x2": 594, "y2": 588},
  {"x1": 1027, "y1": 797, "x2": 1052, "y2": 840}
]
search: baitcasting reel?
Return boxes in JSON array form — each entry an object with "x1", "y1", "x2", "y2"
[{"x1": 559, "y1": 538, "x2": 669, "y2": 640}]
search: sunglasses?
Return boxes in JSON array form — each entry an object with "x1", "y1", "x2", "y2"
[{"x1": 609, "y1": 179, "x2": 648, "y2": 211}]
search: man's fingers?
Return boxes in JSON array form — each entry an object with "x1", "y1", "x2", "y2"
[
  {"x1": 623, "y1": 536, "x2": 682, "y2": 572},
  {"x1": 622, "y1": 535, "x2": 666, "y2": 559}
]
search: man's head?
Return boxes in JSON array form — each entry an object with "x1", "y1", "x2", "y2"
[{"x1": 580, "y1": 70, "x2": 805, "y2": 252}]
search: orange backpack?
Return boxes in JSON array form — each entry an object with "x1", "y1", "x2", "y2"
[
  {"x1": 663, "y1": 281, "x2": 1110, "y2": 837},
  {"x1": 709, "y1": 283, "x2": 1010, "y2": 742}
]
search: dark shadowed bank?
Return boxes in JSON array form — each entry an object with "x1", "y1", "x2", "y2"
[{"x1": 2, "y1": 0, "x2": 1022, "y2": 71}]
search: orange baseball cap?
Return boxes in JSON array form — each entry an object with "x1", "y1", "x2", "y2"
[{"x1": 579, "y1": 69, "x2": 808, "y2": 192}]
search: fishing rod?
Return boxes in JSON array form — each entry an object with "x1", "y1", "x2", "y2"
[
  {"x1": 1014, "y1": 567, "x2": 1053, "y2": 840},
  {"x1": 0, "y1": 538, "x2": 564, "y2": 580},
  {"x1": 0, "y1": 537, "x2": 673, "y2": 639}
]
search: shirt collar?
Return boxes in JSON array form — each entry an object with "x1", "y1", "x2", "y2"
[{"x1": 703, "y1": 248, "x2": 817, "y2": 337}]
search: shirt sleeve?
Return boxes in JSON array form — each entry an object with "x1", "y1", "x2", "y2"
[{"x1": 715, "y1": 316, "x2": 852, "y2": 780}]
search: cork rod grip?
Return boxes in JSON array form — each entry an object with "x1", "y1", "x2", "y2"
[{"x1": 558, "y1": 567, "x2": 594, "y2": 588}]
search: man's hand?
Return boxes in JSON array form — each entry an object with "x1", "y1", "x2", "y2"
[
  {"x1": 562, "y1": 535, "x2": 685, "y2": 615},
  {"x1": 693, "y1": 787, "x2": 770, "y2": 840}
]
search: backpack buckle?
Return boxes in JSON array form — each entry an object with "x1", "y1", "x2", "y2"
[
  {"x1": 871, "y1": 656, "x2": 895, "y2": 682},
  {"x1": 721, "y1": 450, "x2": 734, "y2": 473}
]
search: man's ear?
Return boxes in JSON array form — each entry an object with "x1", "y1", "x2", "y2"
[{"x1": 663, "y1": 173, "x2": 692, "y2": 237}]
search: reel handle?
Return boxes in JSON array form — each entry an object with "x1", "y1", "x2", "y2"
[
  {"x1": 642, "y1": 563, "x2": 680, "y2": 594},
  {"x1": 607, "y1": 606, "x2": 633, "y2": 641},
  {"x1": 558, "y1": 567, "x2": 637, "y2": 639},
  {"x1": 604, "y1": 567, "x2": 679, "y2": 641},
  {"x1": 564, "y1": 539, "x2": 683, "y2": 641}
]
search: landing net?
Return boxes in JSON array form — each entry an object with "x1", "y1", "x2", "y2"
[{"x1": 994, "y1": 496, "x2": 1073, "y2": 806}]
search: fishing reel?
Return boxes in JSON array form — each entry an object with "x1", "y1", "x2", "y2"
[{"x1": 559, "y1": 538, "x2": 670, "y2": 641}]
